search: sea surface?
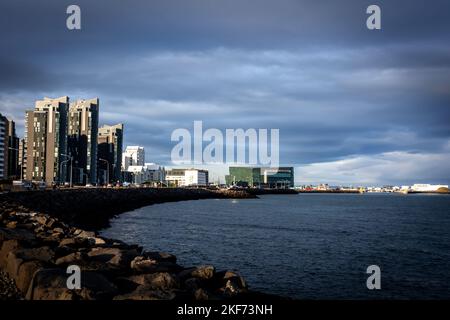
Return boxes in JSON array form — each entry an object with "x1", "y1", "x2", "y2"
[{"x1": 101, "y1": 193, "x2": 450, "y2": 299}]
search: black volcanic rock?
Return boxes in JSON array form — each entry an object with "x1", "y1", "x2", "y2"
[{"x1": 0, "y1": 188, "x2": 281, "y2": 300}]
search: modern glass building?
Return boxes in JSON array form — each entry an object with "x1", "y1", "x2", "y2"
[
  {"x1": 226, "y1": 166, "x2": 294, "y2": 188},
  {"x1": 225, "y1": 167, "x2": 263, "y2": 187}
]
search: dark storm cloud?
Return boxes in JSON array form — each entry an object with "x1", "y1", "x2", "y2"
[{"x1": 0, "y1": 0, "x2": 449, "y2": 184}]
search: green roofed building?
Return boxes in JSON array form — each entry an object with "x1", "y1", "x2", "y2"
[
  {"x1": 226, "y1": 166, "x2": 294, "y2": 188},
  {"x1": 225, "y1": 167, "x2": 263, "y2": 187}
]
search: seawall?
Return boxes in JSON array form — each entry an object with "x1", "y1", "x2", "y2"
[
  {"x1": 0, "y1": 188, "x2": 256, "y2": 230},
  {"x1": 0, "y1": 188, "x2": 287, "y2": 301}
]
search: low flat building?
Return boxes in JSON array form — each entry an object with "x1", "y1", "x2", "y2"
[{"x1": 166, "y1": 168, "x2": 208, "y2": 187}]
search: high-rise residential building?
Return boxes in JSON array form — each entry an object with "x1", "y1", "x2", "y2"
[
  {"x1": 25, "y1": 96, "x2": 69, "y2": 184},
  {"x1": 18, "y1": 138, "x2": 26, "y2": 180},
  {"x1": 7, "y1": 119, "x2": 20, "y2": 179},
  {"x1": 122, "y1": 146, "x2": 145, "y2": 171},
  {"x1": 0, "y1": 114, "x2": 20, "y2": 180},
  {"x1": 68, "y1": 98, "x2": 99, "y2": 185},
  {"x1": 98, "y1": 124, "x2": 123, "y2": 184},
  {"x1": 0, "y1": 114, "x2": 7, "y2": 180}
]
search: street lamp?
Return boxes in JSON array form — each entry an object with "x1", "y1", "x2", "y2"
[
  {"x1": 60, "y1": 154, "x2": 73, "y2": 187},
  {"x1": 99, "y1": 158, "x2": 109, "y2": 186}
]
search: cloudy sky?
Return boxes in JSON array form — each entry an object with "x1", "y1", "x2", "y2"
[{"x1": 1, "y1": 0, "x2": 449, "y2": 185}]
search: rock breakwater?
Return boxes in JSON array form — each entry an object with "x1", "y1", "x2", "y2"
[
  {"x1": 0, "y1": 188, "x2": 283, "y2": 300},
  {"x1": 0, "y1": 210, "x2": 270, "y2": 300},
  {"x1": 0, "y1": 188, "x2": 256, "y2": 229}
]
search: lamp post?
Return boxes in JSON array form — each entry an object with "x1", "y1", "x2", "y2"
[
  {"x1": 99, "y1": 158, "x2": 109, "y2": 186},
  {"x1": 60, "y1": 158, "x2": 70, "y2": 186},
  {"x1": 60, "y1": 154, "x2": 73, "y2": 187}
]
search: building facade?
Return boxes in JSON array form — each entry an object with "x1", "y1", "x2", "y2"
[
  {"x1": 185, "y1": 169, "x2": 208, "y2": 186},
  {"x1": 124, "y1": 163, "x2": 165, "y2": 185},
  {"x1": 6, "y1": 119, "x2": 20, "y2": 179},
  {"x1": 165, "y1": 168, "x2": 186, "y2": 187},
  {"x1": 25, "y1": 97, "x2": 69, "y2": 184},
  {"x1": 262, "y1": 167, "x2": 295, "y2": 188},
  {"x1": 226, "y1": 166, "x2": 294, "y2": 188},
  {"x1": 122, "y1": 146, "x2": 145, "y2": 171},
  {"x1": 166, "y1": 168, "x2": 208, "y2": 187},
  {"x1": 98, "y1": 124, "x2": 123, "y2": 184},
  {"x1": 67, "y1": 98, "x2": 99, "y2": 185},
  {"x1": 18, "y1": 138, "x2": 26, "y2": 180},
  {"x1": 0, "y1": 114, "x2": 7, "y2": 180},
  {"x1": 225, "y1": 167, "x2": 262, "y2": 187}
]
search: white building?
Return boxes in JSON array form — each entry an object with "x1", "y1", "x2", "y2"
[
  {"x1": 165, "y1": 168, "x2": 208, "y2": 187},
  {"x1": 126, "y1": 163, "x2": 165, "y2": 185},
  {"x1": 122, "y1": 146, "x2": 145, "y2": 171},
  {"x1": 145, "y1": 163, "x2": 165, "y2": 183},
  {"x1": 185, "y1": 169, "x2": 208, "y2": 186},
  {"x1": 410, "y1": 184, "x2": 449, "y2": 192}
]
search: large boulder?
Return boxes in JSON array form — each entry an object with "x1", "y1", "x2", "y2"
[
  {"x1": 5, "y1": 247, "x2": 54, "y2": 279},
  {"x1": 87, "y1": 247, "x2": 140, "y2": 268},
  {"x1": 178, "y1": 265, "x2": 215, "y2": 281},
  {"x1": 55, "y1": 252, "x2": 87, "y2": 266},
  {"x1": 126, "y1": 272, "x2": 179, "y2": 290},
  {"x1": 76, "y1": 271, "x2": 119, "y2": 300},
  {"x1": 143, "y1": 251, "x2": 177, "y2": 264},
  {"x1": 16, "y1": 260, "x2": 44, "y2": 293},
  {"x1": 0, "y1": 240, "x2": 21, "y2": 268},
  {"x1": 222, "y1": 270, "x2": 247, "y2": 289},
  {"x1": 59, "y1": 237, "x2": 93, "y2": 248},
  {"x1": 0, "y1": 227, "x2": 36, "y2": 243},
  {"x1": 26, "y1": 268, "x2": 118, "y2": 300},
  {"x1": 25, "y1": 268, "x2": 77, "y2": 300},
  {"x1": 130, "y1": 256, "x2": 182, "y2": 273}
]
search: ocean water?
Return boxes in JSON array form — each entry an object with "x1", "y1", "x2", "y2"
[{"x1": 101, "y1": 193, "x2": 450, "y2": 299}]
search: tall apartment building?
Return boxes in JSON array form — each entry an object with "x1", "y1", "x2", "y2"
[
  {"x1": 68, "y1": 98, "x2": 99, "y2": 185},
  {"x1": 18, "y1": 138, "x2": 26, "y2": 180},
  {"x1": 98, "y1": 124, "x2": 123, "y2": 184},
  {"x1": 0, "y1": 114, "x2": 7, "y2": 179},
  {"x1": 25, "y1": 96, "x2": 69, "y2": 184},
  {"x1": 122, "y1": 146, "x2": 145, "y2": 171},
  {"x1": 7, "y1": 119, "x2": 20, "y2": 179},
  {"x1": 0, "y1": 114, "x2": 20, "y2": 180}
]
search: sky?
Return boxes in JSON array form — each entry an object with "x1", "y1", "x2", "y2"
[{"x1": 0, "y1": 0, "x2": 449, "y2": 185}]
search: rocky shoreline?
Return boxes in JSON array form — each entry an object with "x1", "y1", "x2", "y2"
[
  {"x1": 0, "y1": 188, "x2": 282, "y2": 300},
  {"x1": 0, "y1": 188, "x2": 257, "y2": 230}
]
